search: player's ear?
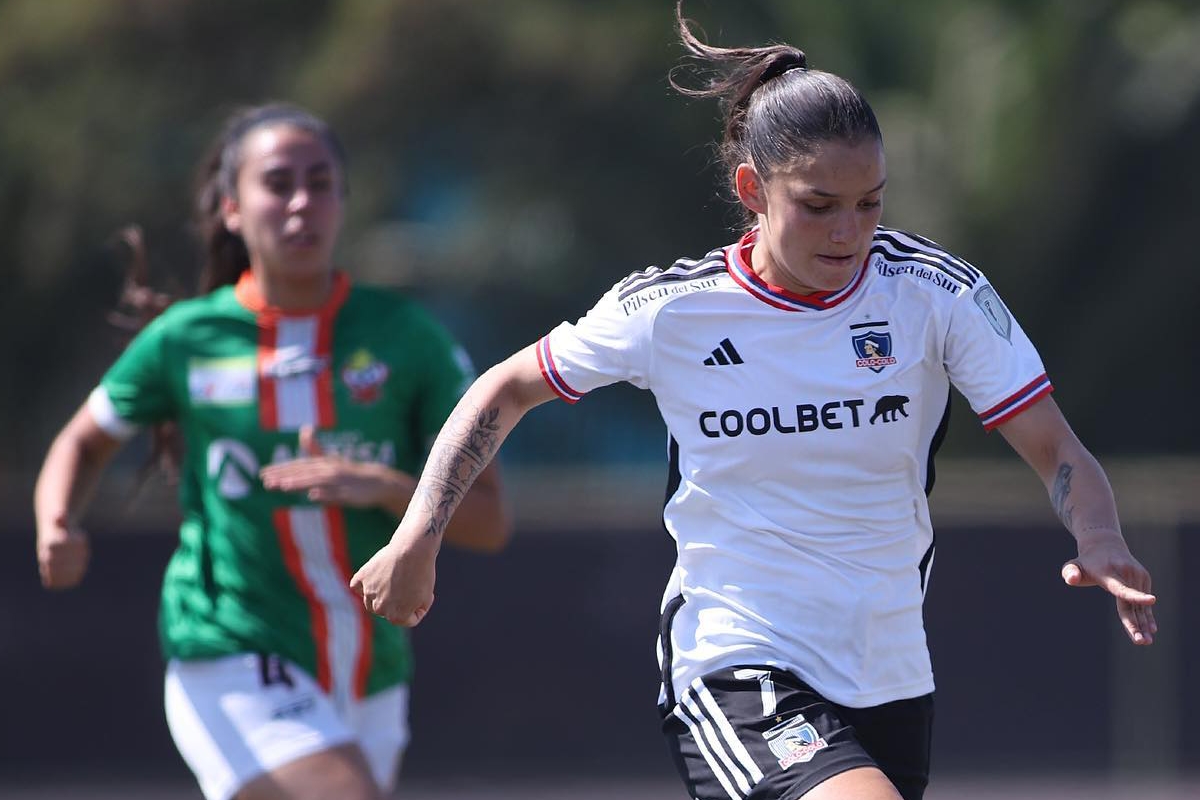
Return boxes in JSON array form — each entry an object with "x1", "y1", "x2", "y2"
[
  {"x1": 221, "y1": 194, "x2": 242, "y2": 234},
  {"x1": 735, "y1": 162, "x2": 767, "y2": 216}
]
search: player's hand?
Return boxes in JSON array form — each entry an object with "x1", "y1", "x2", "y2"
[
  {"x1": 261, "y1": 457, "x2": 410, "y2": 508},
  {"x1": 36, "y1": 515, "x2": 91, "y2": 590},
  {"x1": 1062, "y1": 534, "x2": 1157, "y2": 645},
  {"x1": 350, "y1": 535, "x2": 437, "y2": 627},
  {"x1": 260, "y1": 425, "x2": 416, "y2": 511}
]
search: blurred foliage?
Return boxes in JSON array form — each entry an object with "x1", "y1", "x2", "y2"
[{"x1": 3, "y1": 0, "x2": 1199, "y2": 477}]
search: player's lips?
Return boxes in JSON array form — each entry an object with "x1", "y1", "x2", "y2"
[
  {"x1": 284, "y1": 230, "x2": 320, "y2": 247},
  {"x1": 816, "y1": 253, "x2": 856, "y2": 265}
]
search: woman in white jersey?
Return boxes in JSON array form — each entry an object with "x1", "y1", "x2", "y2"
[
  {"x1": 34, "y1": 104, "x2": 511, "y2": 800},
  {"x1": 351, "y1": 5, "x2": 1157, "y2": 799}
]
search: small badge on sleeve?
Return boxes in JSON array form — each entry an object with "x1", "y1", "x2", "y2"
[{"x1": 973, "y1": 285, "x2": 1012, "y2": 341}]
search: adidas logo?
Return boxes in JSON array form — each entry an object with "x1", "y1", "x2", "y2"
[{"x1": 703, "y1": 338, "x2": 744, "y2": 366}]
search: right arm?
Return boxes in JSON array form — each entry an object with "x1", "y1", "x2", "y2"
[
  {"x1": 34, "y1": 402, "x2": 125, "y2": 589},
  {"x1": 350, "y1": 343, "x2": 556, "y2": 625}
]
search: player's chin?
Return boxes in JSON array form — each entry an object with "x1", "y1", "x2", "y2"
[{"x1": 807, "y1": 259, "x2": 859, "y2": 290}]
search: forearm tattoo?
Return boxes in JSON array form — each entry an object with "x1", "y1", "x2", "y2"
[
  {"x1": 412, "y1": 404, "x2": 502, "y2": 538},
  {"x1": 1051, "y1": 462, "x2": 1074, "y2": 531}
]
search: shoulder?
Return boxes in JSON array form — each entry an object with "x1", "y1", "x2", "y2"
[
  {"x1": 605, "y1": 243, "x2": 731, "y2": 317},
  {"x1": 344, "y1": 281, "x2": 411, "y2": 310},
  {"x1": 869, "y1": 226, "x2": 984, "y2": 300},
  {"x1": 138, "y1": 286, "x2": 241, "y2": 339},
  {"x1": 341, "y1": 282, "x2": 463, "y2": 354},
  {"x1": 344, "y1": 282, "x2": 441, "y2": 328}
]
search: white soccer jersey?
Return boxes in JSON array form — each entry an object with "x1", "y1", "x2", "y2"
[{"x1": 538, "y1": 227, "x2": 1052, "y2": 709}]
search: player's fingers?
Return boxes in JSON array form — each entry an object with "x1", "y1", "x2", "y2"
[
  {"x1": 1101, "y1": 575, "x2": 1156, "y2": 606},
  {"x1": 392, "y1": 610, "x2": 419, "y2": 627},
  {"x1": 61, "y1": 545, "x2": 90, "y2": 577},
  {"x1": 307, "y1": 487, "x2": 344, "y2": 505},
  {"x1": 40, "y1": 557, "x2": 85, "y2": 590},
  {"x1": 1131, "y1": 601, "x2": 1158, "y2": 639},
  {"x1": 299, "y1": 425, "x2": 323, "y2": 457},
  {"x1": 263, "y1": 466, "x2": 337, "y2": 493},
  {"x1": 1117, "y1": 602, "x2": 1139, "y2": 643},
  {"x1": 42, "y1": 539, "x2": 88, "y2": 566},
  {"x1": 400, "y1": 597, "x2": 433, "y2": 628},
  {"x1": 259, "y1": 466, "x2": 291, "y2": 488},
  {"x1": 261, "y1": 461, "x2": 318, "y2": 481},
  {"x1": 1061, "y1": 560, "x2": 1092, "y2": 587},
  {"x1": 1118, "y1": 600, "x2": 1154, "y2": 645}
]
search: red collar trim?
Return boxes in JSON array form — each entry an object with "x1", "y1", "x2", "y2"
[
  {"x1": 726, "y1": 229, "x2": 865, "y2": 312},
  {"x1": 234, "y1": 270, "x2": 350, "y2": 318}
]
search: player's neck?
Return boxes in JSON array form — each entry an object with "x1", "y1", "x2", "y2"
[{"x1": 252, "y1": 268, "x2": 334, "y2": 312}]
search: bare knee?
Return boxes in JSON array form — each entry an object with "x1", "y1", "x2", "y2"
[{"x1": 236, "y1": 743, "x2": 382, "y2": 800}]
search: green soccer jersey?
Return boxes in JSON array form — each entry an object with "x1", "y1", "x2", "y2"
[{"x1": 89, "y1": 271, "x2": 473, "y2": 704}]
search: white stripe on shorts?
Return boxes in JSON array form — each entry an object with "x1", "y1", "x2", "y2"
[
  {"x1": 692, "y1": 677, "x2": 765, "y2": 783},
  {"x1": 672, "y1": 700, "x2": 744, "y2": 800},
  {"x1": 680, "y1": 689, "x2": 752, "y2": 795}
]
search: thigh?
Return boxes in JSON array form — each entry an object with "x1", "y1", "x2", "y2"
[
  {"x1": 164, "y1": 653, "x2": 364, "y2": 800},
  {"x1": 838, "y1": 694, "x2": 934, "y2": 800},
  {"x1": 237, "y1": 743, "x2": 381, "y2": 800},
  {"x1": 662, "y1": 665, "x2": 879, "y2": 800},
  {"x1": 344, "y1": 683, "x2": 411, "y2": 793}
]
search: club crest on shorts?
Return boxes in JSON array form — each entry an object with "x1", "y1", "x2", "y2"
[
  {"x1": 764, "y1": 713, "x2": 828, "y2": 769},
  {"x1": 850, "y1": 321, "x2": 897, "y2": 373}
]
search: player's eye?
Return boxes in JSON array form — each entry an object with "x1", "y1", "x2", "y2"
[
  {"x1": 308, "y1": 175, "x2": 334, "y2": 193},
  {"x1": 263, "y1": 172, "x2": 294, "y2": 196}
]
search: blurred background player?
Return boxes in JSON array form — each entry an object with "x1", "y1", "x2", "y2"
[
  {"x1": 349, "y1": 4, "x2": 1156, "y2": 800},
  {"x1": 34, "y1": 102, "x2": 511, "y2": 800}
]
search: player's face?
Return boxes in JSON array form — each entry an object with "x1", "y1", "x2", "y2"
[
  {"x1": 223, "y1": 124, "x2": 345, "y2": 285},
  {"x1": 745, "y1": 139, "x2": 885, "y2": 296}
]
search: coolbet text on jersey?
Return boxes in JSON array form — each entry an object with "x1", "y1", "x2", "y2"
[{"x1": 537, "y1": 226, "x2": 1051, "y2": 710}]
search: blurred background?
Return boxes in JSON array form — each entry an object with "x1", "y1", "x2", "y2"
[{"x1": 2, "y1": 0, "x2": 1197, "y2": 796}]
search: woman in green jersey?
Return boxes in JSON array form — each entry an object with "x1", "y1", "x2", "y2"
[{"x1": 34, "y1": 103, "x2": 511, "y2": 800}]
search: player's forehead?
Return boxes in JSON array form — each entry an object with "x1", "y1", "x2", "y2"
[
  {"x1": 239, "y1": 124, "x2": 338, "y2": 174},
  {"x1": 770, "y1": 139, "x2": 886, "y2": 196}
]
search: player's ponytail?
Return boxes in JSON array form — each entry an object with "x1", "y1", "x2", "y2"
[
  {"x1": 193, "y1": 138, "x2": 250, "y2": 294},
  {"x1": 671, "y1": 1, "x2": 881, "y2": 226},
  {"x1": 105, "y1": 226, "x2": 183, "y2": 488}
]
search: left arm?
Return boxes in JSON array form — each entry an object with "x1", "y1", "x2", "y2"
[{"x1": 996, "y1": 396, "x2": 1157, "y2": 645}]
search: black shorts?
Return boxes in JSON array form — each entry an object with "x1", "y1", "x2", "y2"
[{"x1": 661, "y1": 665, "x2": 933, "y2": 800}]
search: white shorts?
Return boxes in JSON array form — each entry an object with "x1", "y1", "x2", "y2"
[{"x1": 164, "y1": 653, "x2": 410, "y2": 800}]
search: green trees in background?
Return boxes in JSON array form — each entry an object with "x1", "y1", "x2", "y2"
[{"x1": 3, "y1": 0, "x2": 1198, "y2": 472}]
